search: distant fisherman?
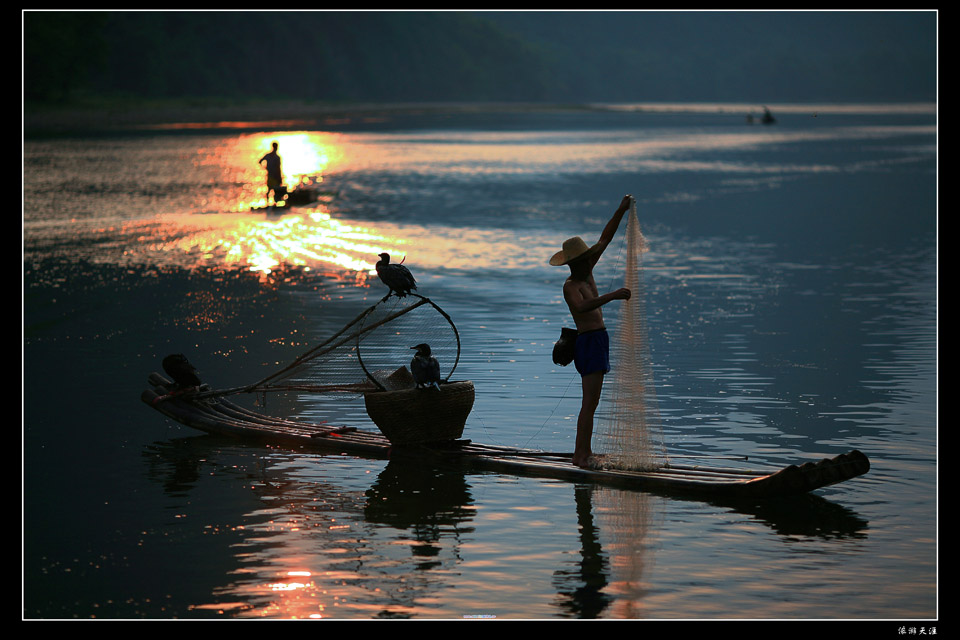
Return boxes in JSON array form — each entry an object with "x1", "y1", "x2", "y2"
[
  {"x1": 551, "y1": 195, "x2": 633, "y2": 468},
  {"x1": 376, "y1": 252, "x2": 417, "y2": 299},
  {"x1": 410, "y1": 343, "x2": 441, "y2": 390},
  {"x1": 259, "y1": 141, "x2": 283, "y2": 205}
]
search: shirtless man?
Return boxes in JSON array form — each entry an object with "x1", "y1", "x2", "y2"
[{"x1": 550, "y1": 194, "x2": 633, "y2": 468}]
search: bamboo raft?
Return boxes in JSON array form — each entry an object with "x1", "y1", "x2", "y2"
[{"x1": 141, "y1": 372, "x2": 870, "y2": 501}]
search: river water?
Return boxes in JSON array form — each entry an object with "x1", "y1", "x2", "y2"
[{"x1": 23, "y1": 103, "x2": 937, "y2": 621}]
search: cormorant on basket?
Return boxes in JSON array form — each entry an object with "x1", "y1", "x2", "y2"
[{"x1": 410, "y1": 343, "x2": 441, "y2": 390}]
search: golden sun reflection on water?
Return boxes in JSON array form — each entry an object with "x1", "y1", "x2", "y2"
[
  {"x1": 136, "y1": 207, "x2": 404, "y2": 280},
  {"x1": 254, "y1": 131, "x2": 345, "y2": 189},
  {"x1": 194, "y1": 131, "x2": 349, "y2": 213},
  {"x1": 130, "y1": 205, "x2": 558, "y2": 285}
]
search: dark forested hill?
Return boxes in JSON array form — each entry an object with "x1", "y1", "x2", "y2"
[
  {"x1": 482, "y1": 11, "x2": 937, "y2": 103},
  {"x1": 24, "y1": 10, "x2": 937, "y2": 105}
]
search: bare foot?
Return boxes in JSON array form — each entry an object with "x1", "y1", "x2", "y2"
[
  {"x1": 578, "y1": 454, "x2": 609, "y2": 470},
  {"x1": 573, "y1": 453, "x2": 606, "y2": 469},
  {"x1": 572, "y1": 453, "x2": 592, "y2": 468}
]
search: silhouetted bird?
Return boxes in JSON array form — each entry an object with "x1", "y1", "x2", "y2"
[
  {"x1": 410, "y1": 343, "x2": 441, "y2": 390},
  {"x1": 162, "y1": 353, "x2": 202, "y2": 390},
  {"x1": 375, "y1": 252, "x2": 417, "y2": 299}
]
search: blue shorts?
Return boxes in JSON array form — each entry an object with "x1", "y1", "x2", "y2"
[{"x1": 574, "y1": 329, "x2": 610, "y2": 376}]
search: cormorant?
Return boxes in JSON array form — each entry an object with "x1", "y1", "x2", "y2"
[
  {"x1": 410, "y1": 343, "x2": 441, "y2": 390},
  {"x1": 375, "y1": 252, "x2": 417, "y2": 299},
  {"x1": 162, "y1": 353, "x2": 202, "y2": 390}
]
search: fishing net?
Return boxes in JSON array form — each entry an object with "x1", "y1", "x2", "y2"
[
  {"x1": 593, "y1": 199, "x2": 668, "y2": 471},
  {"x1": 247, "y1": 294, "x2": 462, "y2": 396}
]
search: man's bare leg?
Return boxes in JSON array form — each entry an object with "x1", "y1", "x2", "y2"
[{"x1": 573, "y1": 371, "x2": 604, "y2": 468}]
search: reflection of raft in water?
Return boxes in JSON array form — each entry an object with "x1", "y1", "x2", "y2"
[{"x1": 142, "y1": 370, "x2": 869, "y2": 501}]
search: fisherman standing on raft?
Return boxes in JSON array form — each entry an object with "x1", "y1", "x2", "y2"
[
  {"x1": 551, "y1": 195, "x2": 633, "y2": 468},
  {"x1": 259, "y1": 141, "x2": 283, "y2": 206}
]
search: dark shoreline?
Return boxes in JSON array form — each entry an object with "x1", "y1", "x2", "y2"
[
  {"x1": 23, "y1": 99, "x2": 599, "y2": 138},
  {"x1": 24, "y1": 98, "x2": 936, "y2": 139}
]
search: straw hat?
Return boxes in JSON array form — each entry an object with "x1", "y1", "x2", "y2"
[{"x1": 549, "y1": 236, "x2": 601, "y2": 266}]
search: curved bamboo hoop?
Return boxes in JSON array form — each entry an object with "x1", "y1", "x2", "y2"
[{"x1": 356, "y1": 293, "x2": 462, "y2": 391}]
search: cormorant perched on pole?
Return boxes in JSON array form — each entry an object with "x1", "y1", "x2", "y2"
[
  {"x1": 375, "y1": 252, "x2": 417, "y2": 299},
  {"x1": 410, "y1": 343, "x2": 441, "y2": 390}
]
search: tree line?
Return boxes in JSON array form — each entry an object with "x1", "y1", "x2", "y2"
[{"x1": 24, "y1": 11, "x2": 936, "y2": 105}]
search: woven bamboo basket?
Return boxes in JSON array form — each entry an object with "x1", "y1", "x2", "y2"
[{"x1": 364, "y1": 380, "x2": 475, "y2": 445}]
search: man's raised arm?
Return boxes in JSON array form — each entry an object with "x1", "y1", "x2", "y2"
[{"x1": 593, "y1": 195, "x2": 634, "y2": 261}]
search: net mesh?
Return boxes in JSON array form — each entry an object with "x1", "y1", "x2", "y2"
[
  {"x1": 593, "y1": 199, "x2": 667, "y2": 471},
  {"x1": 252, "y1": 294, "x2": 461, "y2": 395}
]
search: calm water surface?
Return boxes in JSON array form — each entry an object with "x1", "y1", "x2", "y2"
[{"x1": 23, "y1": 104, "x2": 937, "y2": 620}]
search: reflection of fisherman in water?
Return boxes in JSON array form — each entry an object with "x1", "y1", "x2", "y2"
[
  {"x1": 552, "y1": 485, "x2": 613, "y2": 617},
  {"x1": 259, "y1": 141, "x2": 283, "y2": 205}
]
